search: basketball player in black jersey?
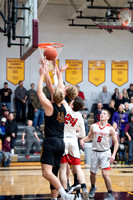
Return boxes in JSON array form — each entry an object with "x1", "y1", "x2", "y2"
[{"x1": 37, "y1": 59, "x2": 75, "y2": 200}]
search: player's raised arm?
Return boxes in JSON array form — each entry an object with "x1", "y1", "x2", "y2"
[
  {"x1": 110, "y1": 127, "x2": 119, "y2": 163},
  {"x1": 80, "y1": 125, "x2": 93, "y2": 150},
  {"x1": 37, "y1": 59, "x2": 53, "y2": 116}
]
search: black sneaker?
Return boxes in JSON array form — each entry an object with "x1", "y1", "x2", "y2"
[{"x1": 68, "y1": 184, "x2": 81, "y2": 194}]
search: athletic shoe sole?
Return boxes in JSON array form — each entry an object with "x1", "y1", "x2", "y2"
[{"x1": 68, "y1": 184, "x2": 81, "y2": 194}]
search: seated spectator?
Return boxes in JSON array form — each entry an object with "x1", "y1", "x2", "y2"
[
  {"x1": 80, "y1": 105, "x2": 90, "y2": 136},
  {"x1": 76, "y1": 85, "x2": 85, "y2": 100},
  {"x1": 129, "y1": 96, "x2": 133, "y2": 110},
  {"x1": 115, "y1": 93, "x2": 125, "y2": 110},
  {"x1": 0, "y1": 82, "x2": 12, "y2": 111},
  {"x1": 107, "y1": 100, "x2": 116, "y2": 124},
  {"x1": 27, "y1": 83, "x2": 37, "y2": 120},
  {"x1": 122, "y1": 88, "x2": 130, "y2": 103},
  {"x1": 119, "y1": 137, "x2": 126, "y2": 164},
  {"x1": 43, "y1": 85, "x2": 51, "y2": 101},
  {"x1": 32, "y1": 94, "x2": 44, "y2": 130},
  {"x1": 94, "y1": 102, "x2": 103, "y2": 123},
  {"x1": 127, "y1": 83, "x2": 133, "y2": 99},
  {"x1": 0, "y1": 118, "x2": 6, "y2": 141},
  {"x1": 112, "y1": 88, "x2": 119, "y2": 102},
  {"x1": 2, "y1": 136, "x2": 12, "y2": 167},
  {"x1": 112, "y1": 105, "x2": 128, "y2": 138},
  {"x1": 125, "y1": 116, "x2": 133, "y2": 165},
  {"x1": 124, "y1": 102, "x2": 130, "y2": 116},
  {"x1": 99, "y1": 85, "x2": 111, "y2": 109},
  {"x1": 0, "y1": 139, "x2": 3, "y2": 166},
  {"x1": 22, "y1": 120, "x2": 40, "y2": 159},
  {"x1": 5, "y1": 113, "x2": 18, "y2": 154},
  {"x1": 128, "y1": 107, "x2": 133, "y2": 122}
]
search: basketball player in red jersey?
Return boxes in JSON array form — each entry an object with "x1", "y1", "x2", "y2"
[{"x1": 80, "y1": 109, "x2": 118, "y2": 200}]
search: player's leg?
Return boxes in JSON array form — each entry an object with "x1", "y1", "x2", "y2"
[
  {"x1": 42, "y1": 164, "x2": 74, "y2": 200},
  {"x1": 100, "y1": 150, "x2": 114, "y2": 200},
  {"x1": 59, "y1": 162, "x2": 68, "y2": 190},
  {"x1": 89, "y1": 151, "x2": 99, "y2": 198}
]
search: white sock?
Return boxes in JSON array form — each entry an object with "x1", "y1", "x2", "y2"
[{"x1": 58, "y1": 187, "x2": 67, "y2": 198}]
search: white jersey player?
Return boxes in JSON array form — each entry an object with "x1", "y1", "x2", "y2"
[
  {"x1": 60, "y1": 97, "x2": 89, "y2": 200},
  {"x1": 81, "y1": 109, "x2": 118, "y2": 200}
]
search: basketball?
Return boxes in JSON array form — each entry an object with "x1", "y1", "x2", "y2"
[{"x1": 44, "y1": 47, "x2": 57, "y2": 60}]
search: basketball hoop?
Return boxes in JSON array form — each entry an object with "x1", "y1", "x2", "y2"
[
  {"x1": 118, "y1": 8, "x2": 132, "y2": 26},
  {"x1": 38, "y1": 42, "x2": 63, "y2": 72}
]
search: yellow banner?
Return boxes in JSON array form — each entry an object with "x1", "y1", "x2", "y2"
[
  {"x1": 88, "y1": 60, "x2": 105, "y2": 86},
  {"x1": 112, "y1": 61, "x2": 128, "y2": 86},
  {"x1": 7, "y1": 58, "x2": 25, "y2": 85},
  {"x1": 65, "y1": 60, "x2": 83, "y2": 85},
  {"x1": 43, "y1": 59, "x2": 59, "y2": 85}
]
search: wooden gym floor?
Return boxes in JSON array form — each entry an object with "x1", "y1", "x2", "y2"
[{"x1": 0, "y1": 162, "x2": 133, "y2": 200}]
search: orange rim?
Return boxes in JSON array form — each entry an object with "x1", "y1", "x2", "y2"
[{"x1": 38, "y1": 42, "x2": 63, "y2": 49}]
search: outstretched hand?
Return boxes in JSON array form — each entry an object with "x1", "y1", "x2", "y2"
[{"x1": 38, "y1": 57, "x2": 49, "y2": 76}]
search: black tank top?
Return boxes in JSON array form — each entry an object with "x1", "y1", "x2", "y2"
[{"x1": 45, "y1": 103, "x2": 66, "y2": 138}]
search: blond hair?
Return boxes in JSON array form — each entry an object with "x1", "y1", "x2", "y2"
[{"x1": 65, "y1": 85, "x2": 78, "y2": 103}]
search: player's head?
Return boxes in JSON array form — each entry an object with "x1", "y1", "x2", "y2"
[
  {"x1": 100, "y1": 109, "x2": 110, "y2": 121},
  {"x1": 65, "y1": 85, "x2": 78, "y2": 103},
  {"x1": 70, "y1": 96, "x2": 84, "y2": 112},
  {"x1": 53, "y1": 88, "x2": 65, "y2": 104}
]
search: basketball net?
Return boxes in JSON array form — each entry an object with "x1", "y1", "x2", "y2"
[
  {"x1": 118, "y1": 8, "x2": 132, "y2": 26},
  {"x1": 38, "y1": 42, "x2": 63, "y2": 72}
]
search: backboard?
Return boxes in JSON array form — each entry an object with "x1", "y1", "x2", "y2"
[{"x1": 20, "y1": 0, "x2": 38, "y2": 60}]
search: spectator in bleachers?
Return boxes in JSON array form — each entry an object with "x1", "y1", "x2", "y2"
[
  {"x1": 127, "y1": 83, "x2": 133, "y2": 99},
  {"x1": 2, "y1": 109, "x2": 10, "y2": 120},
  {"x1": 112, "y1": 88, "x2": 119, "y2": 102},
  {"x1": 76, "y1": 85, "x2": 85, "y2": 100},
  {"x1": 107, "y1": 100, "x2": 116, "y2": 124},
  {"x1": 0, "y1": 117, "x2": 6, "y2": 141},
  {"x1": 129, "y1": 96, "x2": 133, "y2": 110},
  {"x1": 110, "y1": 122, "x2": 119, "y2": 164},
  {"x1": 94, "y1": 102, "x2": 103, "y2": 123},
  {"x1": 124, "y1": 102, "x2": 130, "y2": 117},
  {"x1": 119, "y1": 137, "x2": 126, "y2": 164},
  {"x1": 128, "y1": 107, "x2": 133, "y2": 122},
  {"x1": 5, "y1": 113, "x2": 18, "y2": 154},
  {"x1": 115, "y1": 93, "x2": 125, "y2": 110},
  {"x1": 0, "y1": 82, "x2": 12, "y2": 111},
  {"x1": 125, "y1": 115, "x2": 133, "y2": 165},
  {"x1": 112, "y1": 105, "x2": 128, "y2": 138},
  {"x1": 43, "y1": 86, "x2": 51, "y2": 101},
  {"x1": 22, "y1": 120, "x2": 40, "y2": 159},
  {"x1": 80, "y1": 105, "x2": 90, "y2": 136},
  {"x1": 0, "y1": 139, "x2": 2, "y2": 166},
  {"x1": 122, "y1": 88, "x2": 130, "y2": 103},
  {"x1": 32, "y1": 93, "x2": 44, "y2": 130},
  {"x1": 27, "y1": 83, "x2": 37, "y2": 120},
  {"x1": 15, "y1": 81, "x2": 28, "y2": 124},
  {"x1": 2, "y1": 136, "x2": 12, "y2": 167},
  {"x1": 99, "y1": 85, "x2": 111, "y2": 109},
  {"x1": 0, "y1": 103, "x2": 7, "y2": 119}
]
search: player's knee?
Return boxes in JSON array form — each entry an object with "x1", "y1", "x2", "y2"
[{"x1": 101, "y1": 169, "x2": 108, "y2": 178}]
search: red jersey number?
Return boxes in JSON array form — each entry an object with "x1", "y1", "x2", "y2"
[
  {"x1": 97, "y1": 136, "x2": 102, "y2": 143},
  {"x1": 65, "y1": 114, "x2": 78, "y2": 127}
]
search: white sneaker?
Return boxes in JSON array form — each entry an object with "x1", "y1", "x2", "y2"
[
  {"x1": 63, "y1": 193, "x2": 75, "y2": 200},
  {"x1": 89, "y1": 186, "x2": 97, "y2": 198},
  {"x1": 75, "y1": 193, "x2": 82, "y2": 200},
  {"x1": 104, "y1": 193, "x2": 115, "y2": 200},
  {"x1": 68, "y1": 184, "x2": 81, "y2": 194},
  {"x1": 11, "y1": 149, "x2": 14, "y2": 154},
  {"x1": 82, "y1": 188, "x2": 89, "y2": 200}
]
